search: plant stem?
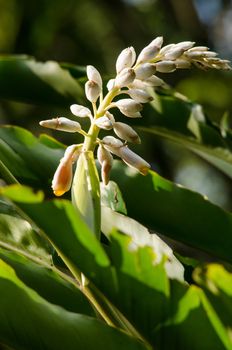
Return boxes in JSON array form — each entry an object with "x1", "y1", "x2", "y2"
[{"x1": 0, "y1": 160, "x2": 19, "y2": 185}]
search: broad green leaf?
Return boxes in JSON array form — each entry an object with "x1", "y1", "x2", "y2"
[
  {"x1": 2, "y1": 185, "x2": 232, "y2": 348},
  {"x1": 0, "y1": 259, "x2": 148, "y2": 350},
  {"x1": 0, "y1": 212, "x2": 52, "y2": 265},
  {"x1": 194, "y1": 264, "x2": 232, "y2": 334},
  {"x1": 0, "y1": 56, "x2": 84, "y2": 107},
  {"x1": 72, "y1": 152, "x2": 101, "y2": 237},
  {"x1": 111, "y1": 161, "x2": 232, "y2": 264},
  {"x1": 101, "y1": 206, "x2": 184, "y2": 281},
  {"x1": 153, "y1": 282, "x2": 232, "y2": 350},
  {"x1": 0, "y1": 184, "x2": 44, "y2": 203},
  {"x1": 0, "y1": 248, "x2": 93, "y2": 316},
  {"x1": 0, "y1": 126, "x2": 64, "y2": 187}
]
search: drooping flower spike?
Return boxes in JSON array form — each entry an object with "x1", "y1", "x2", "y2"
[{"x1": 40, "y1": 36, "x2": 231, "y2": 195}]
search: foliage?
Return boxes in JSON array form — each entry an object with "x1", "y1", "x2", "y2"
[{"x1": 0, "y1": 47, "x2": 232, "y2": 350}]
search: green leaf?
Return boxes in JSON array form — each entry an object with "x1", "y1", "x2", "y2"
[
  {"x1": 111, "y1": 161, "x2": 232, "y2": 264},
  {"x1": 101, "y1": 206, "x2": 184, "y2": 281},
  {"x1": 0, "y1": 185, "x2": 44, "y2": 203},
  {"x1": 2, "y1": 186, "x2": 231, "y2": 348},
  {"x1": 0, "y1": 212, "x2": 52, "y2": 265},
  {"x1": 153, "y1": 281, "x2": 232, "y2": 350},
  {"x1": 194, "y1": 264, "x2": 232, "y2": 333},
  {"x1": 0, "y1": 248, "x2": 93, "y2": 316},
  {"x1": 0, "y1": 56, "x2": 84, "y2": 107},
  {"x1": 0, "y1": 126, "x2": 64, "y2": 187},
  {"x1": 0, "y1": 259, "x2": 148, "y2": 350}
]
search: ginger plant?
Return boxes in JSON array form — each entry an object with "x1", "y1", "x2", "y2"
[{"x1": 39, "y1": 36, "x2": 230, "y2": 233}]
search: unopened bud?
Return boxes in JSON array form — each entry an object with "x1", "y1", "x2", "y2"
[
  {"x1": 52, "y1": 144, "x2": 82, "y2": 196},
  {"x1": 94, "y1": 116, "x2": 114, "y2": 130},
  {"x1": 105, "y1": 111, "x2": 115, "y2": 123},
  {"x1": 39, "y1": 117, "x2": 81, "y2": 133},
  {"x1": 97, "y1": 144, "x2": 113, "y2": 165},
  {"x1": 175, "y1": 59, "x2": 191, "y2": 69},
  {"x1": 175, "y1": 41, "x2": 195, "y2": 51},
  {"x1": 159, "y1": 44, "x2": 175, "y2": 56},
  {"x1": 102, "y1": 136, "x2": 123, "y2": 155},
  {"x1": 52, "y1": 151, "x2": 74, "y2": 196},
  {"x1": 145, "y1": 75, "x2": 165, "y2": 87},
  {"x1": 101, "y1": 160, "x2": 112, "y2": 186},
  {"x1": 155, "y1": 61, "x2": 176, "y2": 73},
  {"x1": 137, "y1": 36, "x2": 163, "y2": 64},
  {"x1": 113, "y1": 122, "x2": 141, "y2": 143},
  {"x1": 119, "y1": 146, "x2": 151, "y2": 175},
  {"x1": 115, "y1": 68, "x2": 135, "y2": 88},
  {"x1": 116, "y1": 47, "x2": 136, "y2": 74},
  {"x1": 164, "y1": 46, "x2": 184, "y2": 60},
  {"x1": 188, "y1": 46, "x2": 209, "y2": 52},
  {"x1": 87, "y1": 65, "x2": 102, "y2": 88},
  {"x1": 127, "y1": 89, "x2": 153, "y2": 103},
  {"x1": 85, "y1": 80, "x2": 101, "y2": 103},
  {"x1": 70, "y1": 104, "x2": 92, "y2": 118},
  {"x1": 135, "y1": 63, "x2": 156, "y2": 80},
  {"x1": 114, "y1": 98, "x2": 142, "y2": 117},
  {"x1": 107, "y1": 79, "x2": 115, "y2": 91},
  {"x1": 52, "y1": 159, "x2": 73, "y2": 196}
]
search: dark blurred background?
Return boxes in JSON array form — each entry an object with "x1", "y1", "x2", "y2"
[{"x1": 0, "y1": 0, "x2": 232, "y2": 209}]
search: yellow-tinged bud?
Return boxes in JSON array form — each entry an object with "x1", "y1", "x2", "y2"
[
  {"x1": 52, "y1": 158, "x2": 73, "y2": 196},
  {"x1": 119, "y1": 146, "x2": 151, "y2": 175}
]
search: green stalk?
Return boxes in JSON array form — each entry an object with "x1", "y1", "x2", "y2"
[{"x1": 0, "y1": 160, "x2": 19, "y2": 185}]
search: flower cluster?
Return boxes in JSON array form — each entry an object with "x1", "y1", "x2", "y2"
[{"x1": 40, "y1": 36, "x2": 231, "y2": 196}]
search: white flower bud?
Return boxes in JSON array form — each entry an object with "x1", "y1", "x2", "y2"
[
  {"x1": 116, "y1": 47, "x2": 136, "y2": 74},
  {"x1": 185, "y1": 51, "x2": 217, "y2": 59},
  {"x1": 70, "y1": 104, "x2": 92, "y2": 118},
  {"x1": 137, "y1": 36, "x2": 163, "y2": 64},
  {"x1": 105, "y1": 111, "x2": 115, "y2": 123},
  {"x1": 159, "y1": 44, "x2": 175, "y2": 55},
  {"x1": 102, "y1": 136, "x2": 123, "y2": 155},
  {"x1": 164, "y1": 46, "x2": 184, "y2": 60},
  {"x1": 113, "y1": 122, "x2": 141, "y2": 144},
  {"x1": 40, "y1": 117, "x2": 81, "y2": 133},
  {"x1": 107, "y1": 79, "x2": 115, "y2": 91},
  {"x1": 135, "y1": 63, "x2": 156, "y2": 80},
  {"x1": 188, "y1": 46, "x2": 208, "y2": 52},
  {"x1": 155, "y1": 61, "x2": 176, "y2": 73},
  {"x1": 145, "y1": 75, "x2": 165, "y2": 87},
  {"x1": 85, "y1": 80, "x2": 101, "y2": 103},
  {"x1": 175, "y1": 41, "x2": 195, "y2": 51},
  {"x1": 175, "y1": 59, "x2": 191, "y2": 69},
  {"x1": 94, "y1": 116, "x2": 114, "y2": 130},
  {"x1": 119, "y1": 146, "x2": 151, "y2": 175},
  {"x1": 115, "y1": 68, "x2": 135, "y2": 88},
  {"x1": 87, "y1": 65, "x2": 102, "y2": 88},
  {"x1": 97, "y1": 144, "x2": 113, "y2": 165},
  {"x1": 102, "y1": 136, "x2": 123, "y2": 148},
  {"x1": 128, "y1": 79, "x2": 148, "y2": 90},
  {"x1": 127, "y1": 89, "x2": 153, "y2": 103},
  {"x1": 114, "y1": 98, "x2": 142, "y2": 117}
]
